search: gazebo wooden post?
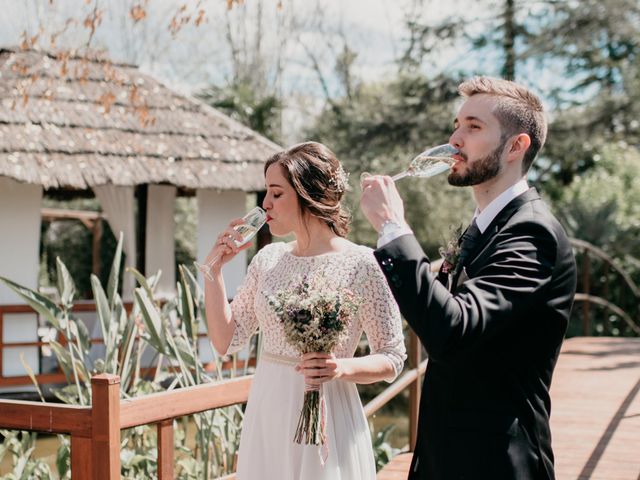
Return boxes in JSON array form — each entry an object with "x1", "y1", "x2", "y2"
[
  {"x1": 91, "y1": 374, "x2": 121, "y2": 480},
  {"x1": 136, "y1": 184, "x2": 148, "y2": 275},
  {"x1": 92, "y1": 217, "x2": 102, "y2": 277},
  {"x1": 256, "y1": 191, "x2": 272, "y2": 250}
]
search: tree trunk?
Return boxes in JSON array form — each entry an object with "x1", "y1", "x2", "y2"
[{"x1": 502, "y1": 0, "x2": 516, "y2": 80}]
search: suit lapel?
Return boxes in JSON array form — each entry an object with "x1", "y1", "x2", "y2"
[{"x1": 452, "y1": 188, "x2": 541, "y2": 289}]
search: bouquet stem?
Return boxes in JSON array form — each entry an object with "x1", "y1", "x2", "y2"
[{"x1": 294, "y1": 386, "x2": 326, "y2": 446}]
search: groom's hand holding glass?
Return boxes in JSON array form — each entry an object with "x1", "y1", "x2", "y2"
[
  {"x1": 360, "y1": 175, "x2": 408, "y2": 234},
  {"x1": 359, "y1": 144, "x2": 457, "y2": 233}
]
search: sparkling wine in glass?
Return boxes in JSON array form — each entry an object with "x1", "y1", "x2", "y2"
[
  {"x1": 195, "y1": 206, "x2": 267, "y2": 281},
  {"x1": 361, "y1": 144, "x2": 459, "y2": 185}
]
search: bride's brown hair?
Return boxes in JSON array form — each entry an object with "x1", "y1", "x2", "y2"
[{"x1": 264, "y1": 141, "x2": 351, "y2": 237}]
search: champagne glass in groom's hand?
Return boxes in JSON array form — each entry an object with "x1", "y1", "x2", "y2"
[
  {"x1": 360, "y1": 143, "x2": 459, "y2": 185},
  {"x1": 195, "y1": 206, "x2": 267, "y2": 281}
]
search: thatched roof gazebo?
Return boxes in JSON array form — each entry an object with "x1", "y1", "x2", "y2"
[
  {"x1": 0, "y1": 47, "x2": 280, "y2": 387},
  {"x1": 0, "y1": 47, "x2": 279, "y2": 191}
]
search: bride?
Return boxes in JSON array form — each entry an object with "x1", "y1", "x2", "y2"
[{"x1": 203, "y1": 142, "x2": 406, "y2": 479}]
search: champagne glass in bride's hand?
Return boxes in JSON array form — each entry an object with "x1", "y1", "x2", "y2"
[
  {"x1": 195, "y1": 206, "x2": 267, "y2": 281},
  {"x1": 360, "y1": 144, "x2": 459, "y2": 186}
]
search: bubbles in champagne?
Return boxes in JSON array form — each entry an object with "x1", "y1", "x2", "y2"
[
  {"x1": 233, "y1": 224, "x2": 260, "y2": 246},
  {"x1": 405, "y1": 144, "x2": 458, "y2": 178}
]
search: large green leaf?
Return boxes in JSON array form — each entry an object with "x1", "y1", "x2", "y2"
[
  {"x1": 178, "y1": 268, "x2": 196, "y2": 342},
  {"x1": 91, "y1": 274, "x2": 111, "y2": 345},
  {"x1": 134, "y1": 288, "x2": 167, "y2": 354},
  {"x1": 56, "y1": 435, "x2": 70, "y2": 478},
  {"x1": 118, "y1": 314, "x2": 138, "y2": 389},
  {"x1": 108, "y1": 232, "x2": 124, "y2": 308},
  {"x1": 68, "y1": 315, "x2": 91, "y2": 356},
  {"x1": 50, "y1": 384, "x2": 82, "y2": 405},
  {"x1": 172, "y1": 336, "x2": 197, "y2": 370},
  {"x1": 128, "y1": 267, "x2": 156, "y2": 301},
  {"x1": 18, "y1": 353, "x2": 45, "y2": 403},
  {"x1": 49, "y1": 340, "x2": 73, "y2": 384},
  {"x1": 56, "y1": 257, "x2": 76, "y2": 309},
  {"x1": 0, "y1": 276, "x2": 61, "y2": 329}
]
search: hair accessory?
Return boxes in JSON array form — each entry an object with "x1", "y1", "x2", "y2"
[{"x1": 329, "y1": 164, "x2": 350, "y2": 193}]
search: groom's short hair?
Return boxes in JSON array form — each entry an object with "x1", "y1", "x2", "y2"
[{"x1": 458, "y1": 76, "x2": 547, "y2": 173}]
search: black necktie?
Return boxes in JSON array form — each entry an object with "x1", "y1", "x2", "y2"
[{"x1": 458, "y1": 219, "x2": 481, "y2": 269}]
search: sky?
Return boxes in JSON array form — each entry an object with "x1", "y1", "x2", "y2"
[{"x1": 0, "y1": 0, "x2": 483, "y2": 141}]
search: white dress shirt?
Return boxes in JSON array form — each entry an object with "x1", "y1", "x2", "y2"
[
  {"x1": 472, "y1": 178, "x2": 529, "y2": 233},
  {"x1": 377, "y1": 178, "x2": 530, "y2": 248}
]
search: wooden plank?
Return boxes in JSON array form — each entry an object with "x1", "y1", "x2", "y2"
[
  {"x1": 377, "y1": 338, "x2": 640, "y2": 480},
  {"x1": 0, "y1": 399, "x2": 92, "y2": 435},
  {"x1": 91, "y1": 374, "x2": 120, "y2": 480},
  {"x1": 377, "y1": 453, "x2": 413, "y2": 479},
  {"x1": 71, "y1": 435, "x2": 92, "y2": 479},
  {"x1": 120, "y1": 375, "x2": 252, "y2": 429},
  {"x1": 157, "y1": 420, "x2": 174, "y2": 480},
  {"x1": 551, "y1": 337, "x2": 640, "y2": 480}
]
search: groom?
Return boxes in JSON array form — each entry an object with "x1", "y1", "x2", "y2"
[{"x1": 360, "y1": 76, "x2": 577, "y2": 479}]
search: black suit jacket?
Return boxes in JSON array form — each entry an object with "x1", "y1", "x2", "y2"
[{"x1": 375, "y1": 188, "x2": 577, "y2": 480}]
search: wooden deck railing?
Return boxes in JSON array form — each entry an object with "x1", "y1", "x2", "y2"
[
  {"x1": 0, "y1": 374, "x2": 253, "y2": 479},
  {"x1": 0, "y1": 302, "x2": 133, "y2": 388},
  {"x1": 0, "y1": 331, "x2": 425, "y2": 478},
  {"x1": 0, "y1": 302, "x2": 251, "y2": 389},
  {"x1": 570, "y1": 239, "x2": 640, "y2": 336}
]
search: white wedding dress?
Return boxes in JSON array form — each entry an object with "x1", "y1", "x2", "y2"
[{"x1": 226, "y1": 241, "x2": 406, "y2": 480}]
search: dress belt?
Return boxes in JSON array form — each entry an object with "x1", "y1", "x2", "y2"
[{"x1": 260, "y1": 351, "x2": 300, "y2": 366}]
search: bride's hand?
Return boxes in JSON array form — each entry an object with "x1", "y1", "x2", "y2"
[
  {"x1": 295, "y1": 352, "x2": 343, "y2": 385},
  {"x1": 206, "y1": 218, "x2": 251, "y2": 271}
]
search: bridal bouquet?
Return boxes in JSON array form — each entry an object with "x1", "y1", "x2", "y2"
[{"x1": 266, "y1": 276, "x2": 361, "y2": 448}]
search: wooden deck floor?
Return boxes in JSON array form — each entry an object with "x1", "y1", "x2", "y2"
[
  {"x1": 378, "y1": 336, "x2": 640, "y2": 480},
  {"x1": 551, "y1": 337, "x2": 640, "y2": 480}
]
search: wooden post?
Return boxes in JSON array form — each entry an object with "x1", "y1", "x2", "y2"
[
  {"x1": 157, "y1": 419, "x2": 174, "y2": 480},
  {"x1": 408, "y1": 330, "x2": 421, "y2": 451},
  {"x1": 71, "y1": 436, "x2": 92, "y2": 479},
  {"x1": 255, "y1": 191, "x2": 272, "y2": 251},
  {"x1": 92, "y1": 217, "x2": 103, "y2": 278},
  {"x1": 582, "y1": 251, "x2": 591, "y2": 335},
  {"x1": 91, "y1": 374, "x2": 121, "y2": 480},
  {"x1": 136, "y1": 184, "x2": 148, "y2": 275}
]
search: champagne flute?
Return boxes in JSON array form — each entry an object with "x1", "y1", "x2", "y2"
[
  {"x1": 360, "y1": 143, "x2": 459, "y2": 185},
  {"x1": 195, "y1": 206, "x2": 267, "y2": 281}
]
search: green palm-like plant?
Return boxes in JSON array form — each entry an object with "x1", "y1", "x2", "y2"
[{"x1": 0, "y1": 234, "x2": 248, "y2": 479}]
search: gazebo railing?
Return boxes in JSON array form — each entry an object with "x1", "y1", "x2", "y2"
[{"x1": 0, "y1": 331, "x2": 425, "y2": 478}]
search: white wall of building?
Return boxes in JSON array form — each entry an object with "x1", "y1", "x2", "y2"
[
  {"x1": 145, "y1": 184, "x2": 177, "y2": 298},
  {"x1": 196, "y1": 189, "x2": 249, "y2": 297},
  {"x1": 0, "y1": 177, "x2": 43, "y2": 304},
  {"x1": 0, "y1": 176, "x2": 43, "y2": 379}
]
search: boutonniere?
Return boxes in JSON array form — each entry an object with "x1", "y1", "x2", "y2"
[{"x1": 438, "y1": 225, "x2": 464, "y2": 274}]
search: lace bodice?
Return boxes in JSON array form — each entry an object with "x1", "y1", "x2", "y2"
[{"x1": 227, "y1": 242, "x2": 407, "y2": 381}]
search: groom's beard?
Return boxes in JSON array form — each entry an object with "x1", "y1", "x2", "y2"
[{"x1": 448, "y1": 140, "x2": 506, "y2": 187}]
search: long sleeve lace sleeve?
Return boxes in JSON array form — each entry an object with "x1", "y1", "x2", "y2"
[
  {"x1": 225, "y1": 251, "x2": 264, "y2": 356},
  {"x1": 357, "y1": 257, "x2": 407, "y2": 382}
]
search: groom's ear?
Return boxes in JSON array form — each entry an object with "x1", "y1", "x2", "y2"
[{"x1": 506, "y1": 133, "x2": 531, "y2": 163}]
